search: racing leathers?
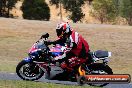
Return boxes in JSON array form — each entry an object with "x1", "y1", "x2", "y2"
[{"x1": 50, "y1": 30, "x2": 90, "y2": 69}]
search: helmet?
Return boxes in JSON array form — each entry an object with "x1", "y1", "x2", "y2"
[{"x1": 56, "y1": 22, "x2": 71, "y2": 38}]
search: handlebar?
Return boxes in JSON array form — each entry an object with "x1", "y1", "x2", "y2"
[{"x1": 40, "y1": 33, "x2": 49, "y2": 40}]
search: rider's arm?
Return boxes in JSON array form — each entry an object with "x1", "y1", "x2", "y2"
[
  {"x1": 53, "y1": 38, "x2": 66, "y2": 45},
  {"x1": 47, "y1": 37, "x2": 66, "y2": 45},
  {"x1": 65, "y1": 36, "x2": 77, "y2": 52}
]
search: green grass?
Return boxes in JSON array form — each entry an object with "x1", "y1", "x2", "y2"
[{"x1": 0, "y1": 80, "x2": 100, "y2": 88}]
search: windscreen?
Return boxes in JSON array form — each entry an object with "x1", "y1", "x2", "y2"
[{"x1": 35, "y1": 40, "x2": 47, "y2": 50}]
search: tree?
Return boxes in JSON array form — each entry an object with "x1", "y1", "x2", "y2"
[
  {"x1": 120, "y1": 0, "x2": 132, "y2": 25},
  {"x1": 88, "y1": 0, "x2": 93, "y2": 5},
  {"x1": 21, "y1": 0, "x2": 50, "y2": 20},
  {"x1": 7, "y1": 0, "x2": 18, "y2": 17},
  {"x1": 50, "y1": 0, "x2": 86, "y2": 22},
  {"x1": 90, "y1": 0, "x2": 118, "y2": 24},
  {"x1": 70, "y1": 7, "x2": 85, "y2": 23},
  {"x1": 0, "y1": 0, "x2": 18, "y2": 17},
  {"x1": 0, "y1": 0, "x2": 4, "y2": 16}
]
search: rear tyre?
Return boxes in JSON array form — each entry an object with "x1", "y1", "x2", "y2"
[
  {"x1": 16, "y1": 60, "x2": 44, "y2": 81},
  {"x1": 87, "y1": 63, "x2": 113, "y2": 87},
  {"x1": 77, "y1": 76, "x2": 86, "y2": 86}
]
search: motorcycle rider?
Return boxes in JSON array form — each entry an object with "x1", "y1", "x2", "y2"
[{"x1": 43, "y1": 22, "x2": 90, "y2": 70}]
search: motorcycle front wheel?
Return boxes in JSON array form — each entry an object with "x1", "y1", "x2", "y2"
[{"x1": 16, "y1": 60, "x2": 44, "y2": 81}]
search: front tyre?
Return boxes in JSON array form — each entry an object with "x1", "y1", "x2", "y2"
[{"x1": 16, "y1": 60, "x2": 44, "y2": 81}]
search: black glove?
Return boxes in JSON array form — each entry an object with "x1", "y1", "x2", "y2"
[{"x1": 40, "y1": 33, "x2": 49, "y2": 39}]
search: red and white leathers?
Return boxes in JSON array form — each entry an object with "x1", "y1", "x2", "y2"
[
  {"x1": 53, "y1": 29, "x2": 90, "y2": 69},
  {"x1": 61, "y1": 29, "x2": 90, "y2": 68},
  {"x1": 50, "y1": 22, "x2": 90, "y2": 69},
  {"x1": 67, "y1": 29, "x2": 89, "y2": 57}
]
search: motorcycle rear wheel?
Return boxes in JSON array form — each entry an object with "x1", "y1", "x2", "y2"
[{"x1": 77, "y1": 63, "x2": 113, "y2": 87}]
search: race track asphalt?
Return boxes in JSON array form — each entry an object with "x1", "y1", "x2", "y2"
[{"x1": 0, "y1": 72, "x2": 131, "y2": 88}]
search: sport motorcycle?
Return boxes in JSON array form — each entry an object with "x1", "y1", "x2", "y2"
[{"x1": 16, "y1": 33, "x2": 113, "y2": 87}]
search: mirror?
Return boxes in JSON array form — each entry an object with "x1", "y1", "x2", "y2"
[{"x1": 40, "y1": 33, "x2": 49, "y2": 39}]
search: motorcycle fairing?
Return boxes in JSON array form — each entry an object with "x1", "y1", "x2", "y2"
[
  {"x1": 24, "y1": 57, "x2": 32, "y2": 62},
  {"x1": 50, "y1": 45, "x2": 64, "y2": 57},
  {"x1": 29, "y1": 44, "x2": 37, "y2": 53},
  {"x1": 29, "y1": 40, "x2": 47, "y2": 53}
]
